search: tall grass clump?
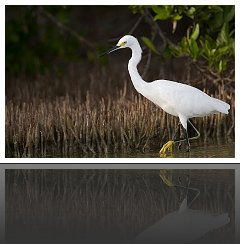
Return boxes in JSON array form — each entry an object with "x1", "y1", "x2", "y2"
[{"x1": 5, "y1": 60, "x2": 235, "y2": 157}]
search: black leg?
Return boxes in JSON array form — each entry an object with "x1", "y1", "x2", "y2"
[
  {"x1": 176, "y1": 174, "x2": 191, "y2": 206},
  {"x1": 173, "y1": 122, "x2": 191, "y2": 151},
  {"x1": 160, "y1": 119, "x2": 200, "y2": 155},
  {"x1": 173, "y1": 123, "x2": 181, "y2": 140},
  {"x1": 177, "y1": 176, "x2": 185, "y2": 204},
  {"x1": 173, "y1": 120, "x2": 200, "y2": 152},
  {"x1": 188, "y1": 119, "x2": 200, "y2": 139},
  {"x1": 184, "y1": 128, "x2": 190, "y2": 152},
  {"x1": 174, "y1": 172, "x2": 200, "y2": 208},
  {"x1": 173, "y1": 123, "x2": 183, "y2": 150}
]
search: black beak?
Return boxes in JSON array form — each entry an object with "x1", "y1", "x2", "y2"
[{"x1": 100, "y1": 46, "x2": 120, "y2": 57}]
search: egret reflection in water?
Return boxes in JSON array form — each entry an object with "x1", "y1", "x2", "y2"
[{"x1": 135, "y1": 174, "x2": 230, "y2": 244}]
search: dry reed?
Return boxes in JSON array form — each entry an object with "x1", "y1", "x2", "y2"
[{"x1": 5, "y1": 61, "x2": 235, "y2": 157}]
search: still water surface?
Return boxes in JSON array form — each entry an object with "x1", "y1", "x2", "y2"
[
  {"x1": 44, "y1": 137, "x2": 235, "y2": 158},
  {"x1": 106, "y1": 138, "x2": 235, "y2": 158},
  {"x1": 6, "y1": 169, "x2": 235, "y2": 244}
]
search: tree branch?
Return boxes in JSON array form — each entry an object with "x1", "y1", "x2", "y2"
[
  {"x1": 144, "y1": 9, "x2": 176, "y2": 51},
  {"x1": 38, "y1": 6, "x2": 95, "y2": 49},
  {"x1": 128, "y1": 15, "x2": 144, "y2": 35}
]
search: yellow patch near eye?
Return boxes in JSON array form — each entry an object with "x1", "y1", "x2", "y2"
[{"x1": 118, "y1": 41, "x2": 127, "y2": 47}]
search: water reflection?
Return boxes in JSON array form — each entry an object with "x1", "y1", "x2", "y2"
[
  {"x1": 26, "y1": 136, "x2": 234, "y2": 157},
  {"x1": 135, "y1": 176, "x2": 230, "y2": 244},
  {"x1": 82, "y1": 138, "x2": 234, "y2": 158},
  {"x1": 6, "y1": 169, "x2": 235, "y2": 244},
  {"x1": 116, "y1": 138, "x2": 235, "y2": 158}
]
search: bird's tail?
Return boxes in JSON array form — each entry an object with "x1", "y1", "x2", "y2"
[
  {"x1": 212, "y1": 98, "x2": 230, "y2": 114},
  {"x1": 212, "y1": 213, "x2": 230, "y2": 229}
]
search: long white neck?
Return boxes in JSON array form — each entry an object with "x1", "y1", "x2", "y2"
[{"x1": 128, "y1": 43, "x2": 146, "y2": 93}]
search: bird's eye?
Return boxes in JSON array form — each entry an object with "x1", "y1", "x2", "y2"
[{"x1": 120, "y1": 41, "x2": 127, "y2": 46}]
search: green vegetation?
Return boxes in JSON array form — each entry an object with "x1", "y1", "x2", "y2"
[
  {"x1": 6, "y1": 6, "x2": 235, "y2": 76},
  {"x1": 131, "y1": 6, "x2": 234, "y2": 72},
  {"x1": 6, "y1": 6, "x2": 95, "y2": 76}
]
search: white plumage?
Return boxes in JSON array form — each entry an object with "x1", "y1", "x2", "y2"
[
  {"x1": 142, "y1": 80, "x2": 229, "y2": 130},
  {"x1": 102, "y1": 35, "x2": 230, "y2": 153}
]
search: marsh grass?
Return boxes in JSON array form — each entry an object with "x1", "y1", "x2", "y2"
[
  {"x1": 6, "y1": 169, "x2": 235, "y2": 243},
  {"x1": 5, "y1": 61, "x2": 235, "y2": 157}
]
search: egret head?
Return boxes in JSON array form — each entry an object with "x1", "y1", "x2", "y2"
[
  {"x1": 116, "y1": 35, "x2": 137, "y2": 49},
  {"x1": 101, "y1": 35, "x2": 137, "y2": 56}
]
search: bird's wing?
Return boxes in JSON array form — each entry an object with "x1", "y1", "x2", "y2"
[
  {"x1": 145, "y1": 80, "x2": 229, "y2": 118},
  {"x1": 135, "y1": 209, "x2": 229, "y2": 244}
]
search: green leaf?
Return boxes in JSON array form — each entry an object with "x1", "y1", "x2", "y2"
[
  {"x1": 130, "y1": 5, "x2": 145, "y2": 14},
  {"x1": 208, "y1": 6, "x2": 223, "y2": 13},
  {"x1": 162, "y1": 46, "x2": 172, "y2": 59},
  {"x1": 218, "y1": 46, "x2": 230, "y2": 54},
  {"x1": 141, "y1": 36, "x2": 160, "y2": 55},
  {"x1": 218, "y1": 60, "x2": 224, "y2": 72},
  {"x1": 217, "y1": 23, "x2": 229, "y2": 45},
  {"x1": 172, "y1": 13, "x2": 182, "y2": 21},
  {"x1": 152, "y1": 6, "x2": 170, "y2": 20},
  {"x1": 190, "y1": 24, "x2": 200, "y2": 40},
  {"x1": 186, "y1": 7, "x2": 196, "y2": 17},
  {"x1": 210, "y1": 12, "x2": 223, "y2": 30},
  {"x1": 154, "y1": 13, "x2": 169, "y2": 21},
  {"x1": 151, "y1": 5, "x2": 163, "y2": 14},
  {"x1": 224, "y1": 6, "x2": 235, "y2": 22},
  {"x1": 210, "y1": 49, "x2": 216, "y2": 56},
  {"x1": 204, "y1": 40, "x2": 212, "y2": 57},
  {"x1": 189, "y1": 39, "x2": 199, "y2": 60}
]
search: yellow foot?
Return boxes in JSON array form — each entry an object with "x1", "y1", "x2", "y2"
[
  {"x1": 159, "y1": 140, "x2": 175, "y2": 157},
  {"x1": 159, "y1": 169, "x2": 174, "y2": 187}
]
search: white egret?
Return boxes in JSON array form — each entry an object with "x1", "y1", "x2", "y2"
[
  {"x1": 101, "y1": 35, "x2": 230, "y2": 155},
  {"x1": 135, "y1": 175, "x2": 230, "y2": 244},
  {"x1": 134, "y1": 197, "x2": 230, "y2": 244}
]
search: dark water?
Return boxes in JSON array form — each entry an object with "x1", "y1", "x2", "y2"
[
  {"x1": 43, "y1": 138, "x2": 234, "y2": 158},
  {"x1": 6, "y1": 136, "x2": 234, "y2": 158},
  {"x1": 6, "y1": 169, "x2": 235, "y2": 244},
  {"x1": 107, "y1": 138, "x2": 235, "y2": 158}
]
